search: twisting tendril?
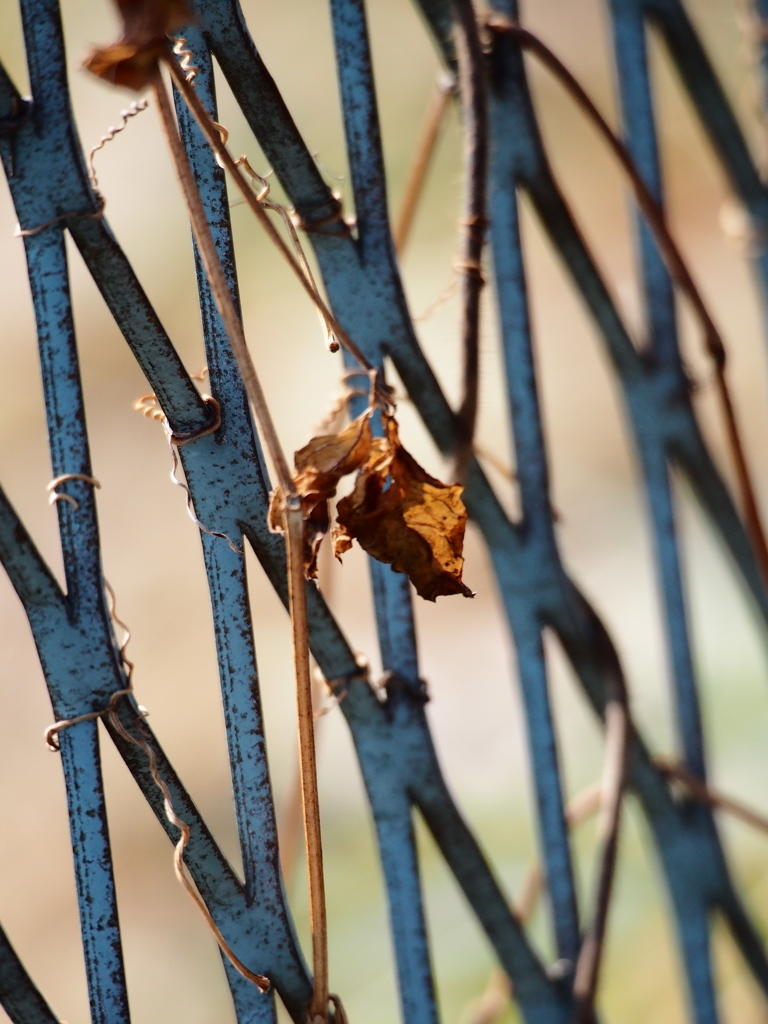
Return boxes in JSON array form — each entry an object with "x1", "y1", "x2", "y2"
[
  {"x1": 88, "y1": 100, "x2": 149, "y2": 194},
  {"x1": 172, "y1": 37, "x2": 199, "y2": 85},
  {"x1": 46, "y1": 473, "x2": 101, "y2": 511},
  {"x1": 170, "y1": 34, "x2": 340, "y2": 353},
  {"x1": 44, "y1": 579, "x2": 269, "y2": 992},
  {"x1": 134, "y1": 393, "x2": 166, "y2": 421},
  {"x1": 214, "y1": 122, "x2": 339, "y2": 352},
  {"x1": 163, "y1": 415, "x2": 242, "y2": 554}
]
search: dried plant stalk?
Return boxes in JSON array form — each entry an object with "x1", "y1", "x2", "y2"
[
  {"x1": 286, "y1": 503, "x2": 329, "y2": 1021},
  {"x1": 162, "y1": 53, "x2": 379, "y2": 389},
  {"x1": 393, "y1": 75, "x2": 454, "y2": 253},
  {"x1": 451, "y1": 0, "x2": 488, "y2": 479},
  {"x1": 152, "y1": 65, "x2": 330, "y2": 1019},
  {"x1": 488, "y1": 16, "x2": 768, "y2": 588}
]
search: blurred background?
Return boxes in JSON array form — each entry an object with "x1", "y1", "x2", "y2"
[{"x1": 2, "y1": 1, "x2": 768, "y2": 1021}]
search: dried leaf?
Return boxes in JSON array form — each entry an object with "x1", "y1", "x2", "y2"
[
  {"x1": 293, "y1": 412, "x2": 373, "y2": 493},
  {"x1": 269, "y1": 412, "x2": 373, "y2": 578},
  {"x1": 334, "y1": 416, "x2": 473, "y2": 601},
  {"x1": 83, "y1": 0, "x2": 192, "y2": 91}
]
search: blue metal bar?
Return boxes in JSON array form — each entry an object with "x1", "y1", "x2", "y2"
[
  {"x1": 58, "y1": 722, "x2": 131, "y2": 1024},
  {"x1": 514, "y1": 619, "x2": 580, "y2": 966},
  {"x1": 0, "y1": 925, "x2": 59, "y2": 1024},
  {"x1": 21, "y1": 227, "x2": 103, "y2": 613},
  {"x1": 70, "y1": 216, "x2": 212, "y2": 434},
  {"x1": 172, "y1": 23, "x2": 281, "y2": 916},
  {"x1": 330, "y1": 0, "x2": 394, "y2": 260},
  {"x1": 486, "y1": 52, "x2": 584, "y2": 963},
  {"x1": 0, "y1": 487, "x2": 65, "y2": 615},
  {"x1": 646, "y1": 0, "x2": 768, "y2": 301},
  {"x1": 486, "y1": 119, "x2": 554, "y2": 537},
  {"x1": 609, "y1": 0, "x2": 682, "y2": 371},
  {"x1": 369, "y1": 562, "x2": 421, "y2": 684},
  {"x1": 192, "y1": 0, "x2": 345, "y2": 231},
  {"x1": 345, "y1": 390, "x2": 438, "y2": 1016},
  {"x1": 7, "y1": 0, "x2": 207, "y2": 436},
  {"x1": 637, "y1": 445, "x2": 704, "y2": 777},
  {"x1": 327, "y1": 7, "x2": 453, "y2": 1009},
  {"x1": 609, "y1": 0, "x2": 710, "y2": 780},
  {"x1": 11, "y1": 231, "x2": 132, "y2": 1024},
  {"x1": 341, "y1": 680, "x2": 442, "y2": 1024},
  {"x1": 171, "y1": 34, "x2": 320, "y2": 1020},
  {"x1": 0, "y1": 14, "x2": 135, "y2": 1005}
]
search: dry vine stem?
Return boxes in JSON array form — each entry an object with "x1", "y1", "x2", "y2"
[
  {"x1": 570, "y1": 610, "x2": 630, "y2": 1023},
  {"x1": 463, "y1": 755, "x2": 768, "y2": 1024},
  {"x1": 44, "y1": 586, "x2": 270, "y2": 992},
  {"x1": 199, "y1": 105, "x2": 339, "y2": 353},
  {"x1": 451, "y1": 0, "x2": 489, "y2": 481},
  {"x1": 655, "y1": 757, "x2": 768, "y2": 834},
  {"x1": 161, "y1": 51, "x2": 383, "y2": 395},
  {"x1": 461, "y1": 783, "x2": 602, "y2": 1024},
  {"x1": 392, "y1": 73, "x2": 454, "y2": 252},
  {"x1": 109, "y1": 701, "x2": 271, "y2": 993},
  {"x1": 150, "y1": 66, "x2": 330, "y2": 1019},
  {"x1": 487, "y1": 15, "x2": 768, "y2": 589}
]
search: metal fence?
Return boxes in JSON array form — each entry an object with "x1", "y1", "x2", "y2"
[{"x1": 1, "y1": 1, "x2": 767, "y2": 1022}]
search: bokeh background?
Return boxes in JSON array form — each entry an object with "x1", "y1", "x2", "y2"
[{"x1": 2, "y1": 1, "x2": 768, "y2": 1021}]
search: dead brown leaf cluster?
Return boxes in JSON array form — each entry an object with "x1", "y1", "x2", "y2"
[
  {"x1": 271, "y1": 412, "x2": 473, "y2": 602},
  {"x1": 83, "y1": 0, "x2": 192, "y2": 91}
]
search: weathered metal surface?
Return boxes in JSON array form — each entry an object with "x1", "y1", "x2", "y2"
[{"x1": 1, "y1": 1, "x2": 767, "y2": 1023}]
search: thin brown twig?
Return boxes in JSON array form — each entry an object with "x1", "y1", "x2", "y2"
[
  {"x1": 568, "y1": 611, "x2": 630, "y2": 1024},
  {"x1": 487, "y1": 15, "x2": 768, "y2": 591},
  {"x1": 655, "y1": 757, "x2": 768, "y2": 834},
  {"x1": 200, "y1": 109, "x2": 339, "y2": 354},
  {"x1": 452, "y1": 0, "x2": 489, "y2": 481},
  {"x1": 46, "y1": 577, "x2": 270, "y2": 990},
  {"x1": 108, "y1": 701, "x2": 271, "y2": 992},
  {"x1": 162, "y1": 53, "x2": 384, "y2": 397},
  {"x1": 459, "y1": 968, "x2": 510, "y2": 1024},
  {"x1": 151, "y1": 67, "x2": 293, "y2": 493},
  {"x1": 393, "y1": 74, "x2": 455, "y2": 253},
  {"x1": 152, "y1": 66, "x2": 330, "y2": 1019},
  {"x1": 460, "y1": 781, "x2": 603, "y2": 1024},
  {"x1": 286, "y1": 502, "x2": 328, "y2": 1022},
  {"x1": 279, "y1": 670, "x2": 329, "y2": 890},
  {"x1": 463, "y1": 752, "x2": 768, "y2": 1024}
]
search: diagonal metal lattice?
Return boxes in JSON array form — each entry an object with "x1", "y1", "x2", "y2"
[{"x1": 1, "y1": 1, "x2": 768, "y2": 1022}]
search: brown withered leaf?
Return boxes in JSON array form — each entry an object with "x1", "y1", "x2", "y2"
[
  {"x1": 334, "y1": 416, "x2": 473, "y2": 601},
  {"x1": 269, "y1": 413, "x2": 373, "y2": 578},
  {"x1": 83, "y1": 0, "x2": 192, "y2": 91}
]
